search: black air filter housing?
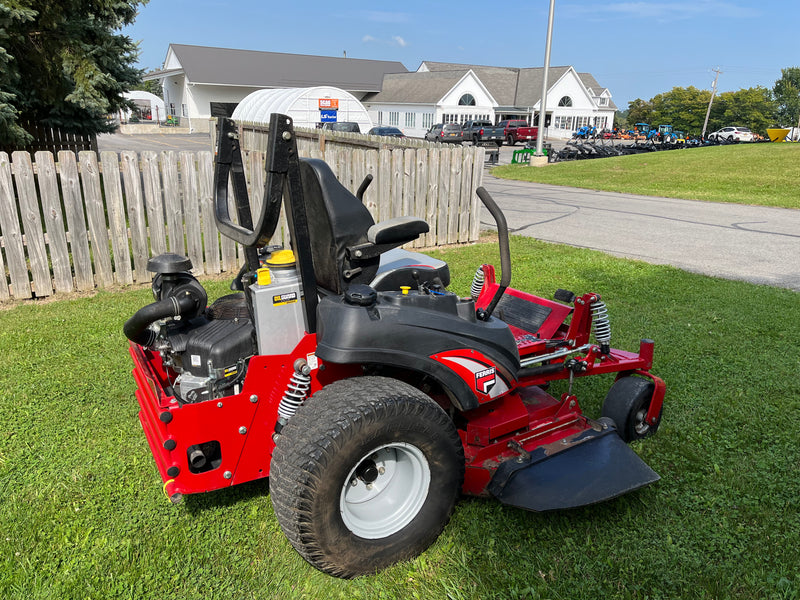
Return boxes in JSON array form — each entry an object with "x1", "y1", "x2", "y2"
[{"x1": 180, "y1": 317, "x2": 256, "y2": 377}]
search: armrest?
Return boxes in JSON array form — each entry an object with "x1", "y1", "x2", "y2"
[{"x1": 367, "y1": 217, "x2": 429, "y2": 245}]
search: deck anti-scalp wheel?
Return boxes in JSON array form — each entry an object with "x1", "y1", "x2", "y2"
[
  {"x1": 269, "y1": 376, "x2": 464, "y2": 578},
  {"x1": 601, "y1": 376, "x2": 661, "y2": 443}
]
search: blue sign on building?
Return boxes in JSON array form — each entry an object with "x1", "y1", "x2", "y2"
[{"x1": 320, "y1": 110, "x2": 338, "y2": 122}]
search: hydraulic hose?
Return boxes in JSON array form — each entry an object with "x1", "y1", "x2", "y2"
[{"x1": 123, "y1": 293, "x2": 200, "y2": 347}]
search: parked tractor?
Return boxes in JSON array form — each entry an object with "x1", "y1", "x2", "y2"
[{"x1": 124, "y1": 114, "x2": 665, "y2": 578}]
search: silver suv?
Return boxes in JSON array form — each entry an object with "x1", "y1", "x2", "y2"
[{"x1": 708, "y1": 126, "x2": 753, "y2": 142}]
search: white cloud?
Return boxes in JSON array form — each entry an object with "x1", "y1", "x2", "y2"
[{"x1": 362, "y1": 34, "x2": 409, "y2": 48}]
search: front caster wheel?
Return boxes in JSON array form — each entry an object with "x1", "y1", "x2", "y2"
[
  {"x1": 601, "y1": 376, "x2": 660, "y2": 442},
  {"x1": 270, "y1": 376, "x2": 464, "y2": 578}
]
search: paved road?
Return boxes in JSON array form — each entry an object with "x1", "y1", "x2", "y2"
[{"x1": 481, "y1": 175, "x2": 800, "y2": 292}]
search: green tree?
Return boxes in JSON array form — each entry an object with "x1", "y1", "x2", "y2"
[
  {"x1": 649, "y1": 86, "x2": 710, "y2": 135},
  {"x1": 626, "y1": 98, "x2": 653, "y2": 128},
  {"x1": 713, "y1": 87, "x2": 777, "y2": 134},
  {"x1": 0, "y1": 0, "x2": 145, "y2": 146},
  {"x1": 131, "y1": 71, "x2": 163, "y2": 98},
  {"x1": 773, "y1": 67, "x2": 800, "y2": 127}
]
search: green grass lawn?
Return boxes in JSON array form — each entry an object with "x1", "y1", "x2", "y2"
[
  {"x1": 493, "y1": 143, "x2": 800, "y2": 209},
  {"x1": 2, "y1": 238, "x2": 799, "y2": 599}
]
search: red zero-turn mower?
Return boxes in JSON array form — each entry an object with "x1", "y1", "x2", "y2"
[{"x1": 125, "y1": 115, "x2": 665, "y2": 578}]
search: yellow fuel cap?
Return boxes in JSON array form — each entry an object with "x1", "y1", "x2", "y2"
[{"x1": 266, "y1": 249, "x2": 295, "y2": 268}]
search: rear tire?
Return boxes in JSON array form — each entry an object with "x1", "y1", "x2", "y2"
[
  {"x1": 601, "y1": 376, "x2": 660, "y2": 443},
  {"x1": 506, "y1": 135, "x2": 515, "y2": 146},
  {"x1": 270, "y1": 376, "x2": 464, "y2": 578}
]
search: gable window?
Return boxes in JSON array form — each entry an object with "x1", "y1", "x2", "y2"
[
  {"x1": 558, "y1": 96, "x2": 573, "y2": 107},
  {"x1": 458, "y1": 93, "x2": 476, "y2": 106}
]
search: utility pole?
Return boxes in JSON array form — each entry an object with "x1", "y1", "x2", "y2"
[
  {"x1": 534, "y1": 0, "x2": 556, "y2": 157},
  {"x1": 701, "y1": 67, "x2": 722, "y2": 139}
]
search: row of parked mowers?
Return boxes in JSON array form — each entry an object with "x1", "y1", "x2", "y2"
[{"x1": 553, "y1": 123, "x2": 762, "y2": 162}]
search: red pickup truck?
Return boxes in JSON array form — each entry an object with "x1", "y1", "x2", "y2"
[{"x1": 498, "y1": 119, "x2": 538, "y2": 146}]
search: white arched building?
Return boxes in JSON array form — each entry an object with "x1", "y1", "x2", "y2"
[
  {"x1": 232, "y1": 87, "x2": 372, "y2": 131},
  {"x1": 361, "y1": 62, "x2": 616, "y2": 139}
]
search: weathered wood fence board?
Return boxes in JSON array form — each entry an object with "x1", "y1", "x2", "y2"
[
  {"x1": 0, "y1": 131, "x2": 483, "y2": 300},
  {"x1": 58, "y1": 151, "x2": 94, "y2": 291}
]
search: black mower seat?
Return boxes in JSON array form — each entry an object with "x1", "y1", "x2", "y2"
[{"x1": 299, "y1": 158, "x2": 430, "y2": 295}]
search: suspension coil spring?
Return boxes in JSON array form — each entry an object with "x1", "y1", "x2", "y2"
[
  {"x1": 277, "y1": 360, "x2": 311, "y2": 422},
  {"x1": 470, "y1": 266, "x2": 485, "y2": 300},
  {"x1": 590, "y1": 298, "x2": 612, "y2": 352}
]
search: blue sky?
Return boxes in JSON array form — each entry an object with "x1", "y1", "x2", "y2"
[{"x1": 124, "y1": 0, "x2": 797, "y2": 109}]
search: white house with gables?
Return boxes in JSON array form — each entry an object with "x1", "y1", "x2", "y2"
[
  {"x1": 361, "y1": 62, "x2": 617, "y2": 139},
  {"x1": 144, "y1": 46, "x2": 616, "y2": 139}
]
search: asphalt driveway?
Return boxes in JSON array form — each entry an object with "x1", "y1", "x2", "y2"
[{"x1": 481, "y1": 175, "x2": 800, "y2": 292}]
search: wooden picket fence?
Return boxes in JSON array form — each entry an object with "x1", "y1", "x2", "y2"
[
  {"x1": 0, "y1": 120, "x2": 98, "y2": 155},
  {"x1": 0, "y1": 139, "x2": 484, "y2": 300}
]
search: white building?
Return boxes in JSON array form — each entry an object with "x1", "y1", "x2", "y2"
[
  {"x1": 232, "y1": 87, "x2": 372, "y2": 131},
  {"x1": 361, "y1": 62, "x2": 617, "y2": 139},
  {"x1": 144, "y1": 46, "x2": 616, "y2": 139},
  {"x1": 120, "y1": 90, "x2": 167, "y2": 123},
  {"x1": 144, "y1": 45, "x2": 407, "y2": 132}
]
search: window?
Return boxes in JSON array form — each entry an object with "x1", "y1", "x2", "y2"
[
  {"x1": 459, "y1": 93, "x2": 476, "y2": 106},
  {"x1": 422, "y1": 113, "x2": 434, "y2": 129},
  {"x1": 181, "y1": 104, "x2": 188, "y2": 117},
  {"x1": 388, "y1": 111, "x2": 399, "y2": 126},
  {"x1": 210, "y1": 102, "x2": 238, "y2": 117},
  {"x1": 599, "y1": 97, "x2": 609, "y2": 106},
  {"x1": 558, "y1": 96, "x2": 573, "y2": 107},
  {"x1": 405, "y1": 112, "x2": 416, "y2": 127}
]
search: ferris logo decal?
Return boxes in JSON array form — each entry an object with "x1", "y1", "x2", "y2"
[{"x1": 475, "y1": 367, "x2": 496, "y2": 394}]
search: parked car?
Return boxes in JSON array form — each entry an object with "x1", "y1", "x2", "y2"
[
  {"x1": 497, "y1": 119, "x2": 538, "y2": 145},
  {"x1": 708, "y1": 126, "x2": 753, "y2": 143},
  {"x1": 368, "y1": 126, "x2": 405, "y2": 138},
  {"x1": 424, "y1": 123, "x2": 463, "y2": 144},
  {"x1": 322, "y1": 122, "x2": 361, "y2": 133},
  {"x1": 461, "y1": 120, "x2": 504, "y2": 146}
]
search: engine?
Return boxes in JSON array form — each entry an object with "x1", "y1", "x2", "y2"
[{"x1": 124, "y1": 253, "x2": 256, "y2": 404}]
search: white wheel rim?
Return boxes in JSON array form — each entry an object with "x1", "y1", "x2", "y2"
[{"x1": 339, "y1": 442, "x2": 431, "y2": 539}]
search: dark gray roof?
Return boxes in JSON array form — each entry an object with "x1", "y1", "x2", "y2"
[
  {"x1": 406, "y1": 61, "x2": 611, "y2": 109},
  {"x1": 362, "y1": 71, "x2": 468, "y2": 104},
  {"x1": 161, "y1": 44, "x2": 408, "y2": 92}
]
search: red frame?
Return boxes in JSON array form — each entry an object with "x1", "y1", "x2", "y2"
[{"x1": 129, "y1": 263, "x2": 664, "y2": 501}]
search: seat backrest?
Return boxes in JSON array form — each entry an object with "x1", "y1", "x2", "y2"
[{"x1": 299, "y1": 159, "x2": 379, "y2": 294}]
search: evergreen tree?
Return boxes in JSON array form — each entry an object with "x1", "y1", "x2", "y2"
[{"x1": 0, "y1": 0, "x2": 145, "y2": 146}]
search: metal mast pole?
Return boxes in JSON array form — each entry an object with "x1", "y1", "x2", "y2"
[
  {"x1": 701, "y1": 67, "x2": 722, "y2": 139},
  {"x1": 535, "y1": 0, "x2": 556, "y2": 156}
]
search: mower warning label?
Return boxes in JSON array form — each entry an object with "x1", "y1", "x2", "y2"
[
  {"x1": 475, "y1": 367, "x2": 496, "y2": 394},
  {"x1": 272, "y1": 292, "x2": 298, "y2": 306}
]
